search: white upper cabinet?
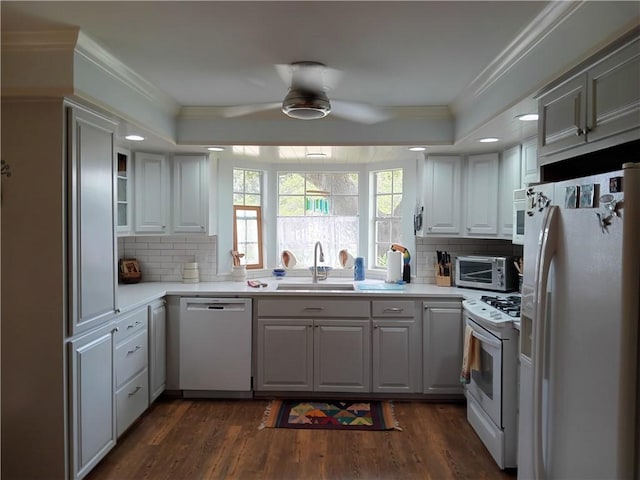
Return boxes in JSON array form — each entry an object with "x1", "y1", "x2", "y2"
[
  {"x1": 172, "y1": 155, "x2": 208, "y2": 233},
  {"x1": 422, "y1": 155, "x2": 462, "y2": 235},
  {"x1": 499, "y1": 145, "x2": 521, "y2": 238},
  {"x1": 134, "y1": 152, "x2": 170, "y2": 234},
  {"x1": 116, "y1": 148, "x2": 132, "y2": 235},
  {"x1": 521, "y1": 137, "x2": 539, "y2": 185},
  {"x1": 465, "y1": 153, "x2": 499, "y2": 236},
  {"x1": 538, "y1": 36, "x2": 640, "y2": 162},
  {"x1": 67, "y1": 106, "x2": 118, "y2": 336}
]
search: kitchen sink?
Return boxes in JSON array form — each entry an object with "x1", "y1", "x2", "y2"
[{"x1": 276, "y1": 283, "x2": 355, "y2": 291}]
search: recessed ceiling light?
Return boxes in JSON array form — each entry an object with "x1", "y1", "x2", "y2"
[
  {"x1": 207, "y1": 146, "x2": 225, "y2": 151},
  {"x1": 408, "y1": 146, "x2": 427, "y2": 152},
  {"x1": 516, "y1": 113, "x2": 539, "y2": 121},
  {"x1": 479, "y1": 137, "x2": 499, "y2": 143},
  {"x1": 125, "y1": 135, "x2": 144, "y2": 141},
  {"x1": 306, "y1": 152, "x2": 327, "y2": 158}
]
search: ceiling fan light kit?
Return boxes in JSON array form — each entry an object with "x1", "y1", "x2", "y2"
[{"x1": 282, "y1": 88, "x2": 331, "y2": 120}]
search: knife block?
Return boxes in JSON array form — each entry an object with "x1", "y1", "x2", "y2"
[{"x1": 434, "y1": 263, "x2": 451, "y2": 287}]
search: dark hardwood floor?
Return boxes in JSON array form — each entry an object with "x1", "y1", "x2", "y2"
[{"x1": 87, "y1": 398, "x2": 517, "y2": 480}]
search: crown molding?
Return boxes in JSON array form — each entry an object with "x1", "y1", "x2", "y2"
[
  {"x1": 1, "y1": 29, "x2": 79, "y2": 51},
  {"x1": 74, "y1": 31, "x2": 180, "y2": 115},
  {"x1": 451, "y1": 0, "x2": 584, "y2": 114}
]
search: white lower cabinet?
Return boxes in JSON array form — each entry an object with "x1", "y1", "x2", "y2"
[
  {"x1": 423, "y1": 301, "x2": 464, "y2": 395},
  {"x1": 371, "y1": 301, "x2": 422, "y2": 393},
  {"x1": 69, "y1": 322, "x2": 117, "y2": 480},
  {"x1": 255, "y1": 298, "x2": 370, "y2": 392},
  {"x1": 114, "y1": 307, "x2": 149, "y2": 437},
  {"x1": 148, "y1": 299, "x2": 167, "y2": 402}
]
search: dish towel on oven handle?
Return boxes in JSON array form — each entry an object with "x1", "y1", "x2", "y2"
[{"x1": 460, "y1": 325, "x2": 481, "y2": 384}]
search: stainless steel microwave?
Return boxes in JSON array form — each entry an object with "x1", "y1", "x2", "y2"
[{"x1": 455, "y1": 255, "x2": 519, "y2": 292}]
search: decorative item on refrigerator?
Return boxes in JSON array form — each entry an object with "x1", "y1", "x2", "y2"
[{"x1": 385, "y1": 249, "x2": 403, "y2": 283}]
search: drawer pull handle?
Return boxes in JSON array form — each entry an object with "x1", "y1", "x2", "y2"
[
  {"x1": 127, "y1": 345, "x2": 142, "y2": 355},
  {"x1": 383, "y1": 308, "x2": 403, "y2": 313},
  {"x1": 128, "y1": 386, "x2": 142, "y2": 397},
  {"x1": 303, "y1": 307, "x2": 324, "y2": 311}
]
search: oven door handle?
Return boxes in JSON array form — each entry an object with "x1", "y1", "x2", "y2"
[{"x1": 470, "y1": 329, "x2": 501, "y2": 349}]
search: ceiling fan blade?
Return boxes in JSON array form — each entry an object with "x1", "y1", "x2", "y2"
[
  {"x1": 331, "y1": 100, "x2": 391, "y2": 124},
  {"x1": 221, "y1": 102, "x2": 281, "y2": 118}
]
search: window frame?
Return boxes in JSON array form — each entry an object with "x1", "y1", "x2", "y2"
[
  {"x1": 232, "y1": 205, "x2": 264, "y2": 269},
  {"x1": 372, "y1": 168, "x2": 404, "y2": 269}
]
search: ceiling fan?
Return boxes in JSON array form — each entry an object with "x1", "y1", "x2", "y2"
[{"x1": 222, "y1": 61, "x2": 390, "y2": 124}]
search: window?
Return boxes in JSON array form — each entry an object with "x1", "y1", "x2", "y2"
[
  {"x1": 233, "y1": 168, "x2": 263, "y2": 268},
  {"x1": 277, "y1": 172, "x2": 358, "y2": 267},
  {"x1": 373, "y1": 168, "x2": 403, "y2": 268}
]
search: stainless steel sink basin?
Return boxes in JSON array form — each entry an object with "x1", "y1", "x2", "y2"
[{"x1": 276, "y1": 282, "x2": 355, "y2": 291}]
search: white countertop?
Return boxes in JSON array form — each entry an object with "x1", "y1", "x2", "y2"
[{"x1": 117, "y1": 278, "x2": 500, "y2": 313}]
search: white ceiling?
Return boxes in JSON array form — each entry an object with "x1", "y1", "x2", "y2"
[{"x1": 1, "y1": 1, "x2": 637, "y2": 161}]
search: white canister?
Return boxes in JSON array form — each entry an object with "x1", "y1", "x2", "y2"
[
  {"x1": 231, "y1": 265, "x2": 247, "y2": 282},
  {"x1": 385, "y1": 250, "x2": 403, "y2": 283},
  {"x1": 182, "y1": 262, "x2": 200, "y2": 283}
]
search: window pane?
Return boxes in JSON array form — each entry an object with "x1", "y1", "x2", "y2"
[
  {"x1": 245, "y1": 219, "x2": 258, "y2": 242},
  {"x1": 375, "y1": 219, "x2": 390, "y2": 243},
  {"x1": 392, "y1": 169, "x2": 403, "y2": 193},
  {"x1": 376, "y1": 194, "x2": 392, "y2": 217},
  {"x1": 243, "y1": 243, "x2": 259, "y2": 264},
  {"x1": 376, "y1": 244, "x2": 389, "y2": 267},
  {"x1": 391, "y1": 218, "x2": 403, "y2": 244},
  {"x1": 279, "y1": 196, "x2": 305, "y2": 216},
  {"x1": 376, "y1": 170, "x2": 392, "y2": 194},
  {"x1": 279, "y1": 173, "x2": 305, "y2": 195},
  {"x1": 306, "y1": 173, "x2": 331, "y2": 193},
  {"x1": 233, "y1": 193, "x2": 244, "y2": 205},
  {"x1": 392, "y1": 194, "x2": 403, "y2": 215},
  {"x1": 233, "y1": 169, "x2": 244, "y2": 193},
  {"x1": 332, "y1": 173, "x2": 358, "y2": 195},
  {"x1": 333, "y1": 195, "x2": 358, "y2": 216},
  {"x1": 244, "y1": 194, "x2": 260, "y2": 206},
  {"x1": 245, "y1": 170, "x2": 261, "y2": 194}
]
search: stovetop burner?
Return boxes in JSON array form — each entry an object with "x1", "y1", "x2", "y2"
[{"x1": 480, "y1": 295, "x2": 521, "y2": 317}]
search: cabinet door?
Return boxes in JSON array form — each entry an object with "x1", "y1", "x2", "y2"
[
  {"x1": 68, "y1": 107, "x2": 117, "y2": 336},
  {"x1": 134, "y1": 152, "x2": 169, "y2": 234},
  {"x1": 172, "y1": 155, "x2": 208, "y2": 233},
  {"x1": 499, "y1": 146, "x2": 521, "y2": 237},
  {"x1": 466, "y1": 153, "x2": 499, "y2": 236},
  {"x1": 423, "y1": 155, "x2": 462, "y2": 234},
  {"x1": 587, "y1": 37, "x2": 640, "y2": 144},
  {"x1": 372, "y1": 318, "x2": 421, "y2": 393},
  {"x1": 538, "y1": 75, "x2": 588, "y2": 157},
  {"x1": 69, "y1": 323, "x2": 116, "y2": 479},
  {"x1": 149, "y1": 300, "x2": 167, "y2": 402},
  {"x1": 423, "y1": 304, "x2": 464, "y2": 395},
  {"x1": 256, "y1": 319, "x2": 313, "y2": 391},
  {"x1": 521, "y1": 137, "x2": 539, "y2": 185},
  {"x1": 116, "y1": 148, "x2": 131, "y2": 235},
  {"x1": 314, "y1": 319, "x2": 371, "y2": 393}
]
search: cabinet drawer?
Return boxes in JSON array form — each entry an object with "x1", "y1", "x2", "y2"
[
  {"x1": 115, "y1": 329, "x2": 148, "y2": 388},
  {"x1": 114, "y1": 307, "x2": 147, "y2": 344},
  {"x1": 116, "y1": 369, "x2": 149, "y2": 437},
  {"x1": 371, "y1": 301, "x2": 415, "y2": 318},
  {"x1": 257, "y1": 299, "x2": 369, "y2": 318}
]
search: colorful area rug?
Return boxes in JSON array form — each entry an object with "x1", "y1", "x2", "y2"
[{"x1": 259, "y1": 399, "x2": 401, "y2": 431}]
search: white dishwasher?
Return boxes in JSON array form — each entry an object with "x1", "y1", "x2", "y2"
[{"x1": 179, "y1": 297, "x2": 252, "y2": 393}]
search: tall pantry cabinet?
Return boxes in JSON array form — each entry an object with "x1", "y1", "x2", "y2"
[{"x1": 1, "y1": 99, "x2": 118, "y2": 480}]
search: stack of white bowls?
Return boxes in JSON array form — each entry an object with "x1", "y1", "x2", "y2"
[{"x1": 182, "y1": 262, "x2": 200, "y2": 284}]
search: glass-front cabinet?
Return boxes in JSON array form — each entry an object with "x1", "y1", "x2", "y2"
[{"x1": 116, "y1": 148, "x2": 131, "y2": 235}]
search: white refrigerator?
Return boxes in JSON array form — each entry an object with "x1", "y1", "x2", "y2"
[{"x1": 517, "y1": 162, "x2": 639, "y2": 479}]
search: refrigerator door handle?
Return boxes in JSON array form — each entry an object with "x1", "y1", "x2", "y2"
[{"x1": 532, "y1": 205, "x2": 559, "y2": 480}]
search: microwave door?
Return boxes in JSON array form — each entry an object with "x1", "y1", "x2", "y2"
[{"x1": 460, "y1": 267, "x2": 493, "y2": 284}]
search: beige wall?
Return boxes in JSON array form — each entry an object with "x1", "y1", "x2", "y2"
[{"x1": 1, "y1": 98, "x2": 68, "y2": 479}]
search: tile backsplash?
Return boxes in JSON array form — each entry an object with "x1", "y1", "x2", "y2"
[
  {"x1": 118, "y1": 235, "x2": 217, "y2": 282},
  {"x1": 414, "y1": 237, "x2": 523, "y2": 284}
]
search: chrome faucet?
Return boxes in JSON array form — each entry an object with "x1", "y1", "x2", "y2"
[{"x1": 312, "y1": 241, "x2": 325, "y2": 283}]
